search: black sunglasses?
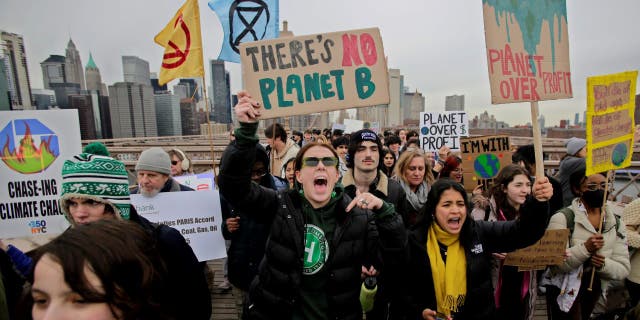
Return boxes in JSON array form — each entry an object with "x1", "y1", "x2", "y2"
[
  {"x1": 302, "y1": 157, "x2": 338, "y2": 168},
  {"x1": 171, "y1": 160, "x2": 179, "y2": 165}
]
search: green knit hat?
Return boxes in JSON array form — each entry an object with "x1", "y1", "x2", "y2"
[{"x1": 60, "y1": 153, "x2": 131, "y2": 223}]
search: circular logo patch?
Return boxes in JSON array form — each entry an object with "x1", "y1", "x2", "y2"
[
  {"x1": 473, "y1": 153, "x2": 501, "y2": 179},
  {"x1": 611, "y1": 143, "x2": 628, "y2": 166},
  {"x1": 303, "y1": 224, "x2": 329, "y2": 275}
]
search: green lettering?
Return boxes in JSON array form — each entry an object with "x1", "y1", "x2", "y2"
[
  {"x1": 304, "y1": 73, "x2": 321, "y2": 101},
  {"x1": 259, "y1": 78, "x2": 275, "y2": 109},
  {"x1": 330, "y1": 70, "x2": 345, "y2": 100},
  {"x1": 286, "y1": 75, "x2": 304, "y2": 103},
  {"x1": 321, "y1": 74, "x2": 335, "y2": 99},
  {"x1": 355, "y1": 67, "x2": 375, "y2": 99},
  {"x1": 276, "y1": 77, "x2": 293, "y2": 107}
]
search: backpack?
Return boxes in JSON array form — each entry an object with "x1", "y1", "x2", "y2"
[{"x1": 558, "y1": 207, "x2": 625, "y2": 240}]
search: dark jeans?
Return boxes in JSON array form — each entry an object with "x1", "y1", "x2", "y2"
[{"x1": 626, "y1": 279, "x2": 640, "y2": 309}]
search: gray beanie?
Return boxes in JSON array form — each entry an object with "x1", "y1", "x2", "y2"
[
  {"x1": 135, "y1": 147, "x2": 171, "y2": 175},
  {"x1": 565, "y1": 137, "x2": 586, "y2": 156}
]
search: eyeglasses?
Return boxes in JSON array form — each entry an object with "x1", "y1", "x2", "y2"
[
  {"x1": 171, "y1": 160, "x2": 179, "y2": 165},
  {"x1": 251, "y1": 168, "x2": 267, "y2": 178},
  {"x1": 301, "y1": 157, "x2": 338, "y2": 168},
  {"x1": 585, "y1": 182, "x2": 607, "y2": 191}
]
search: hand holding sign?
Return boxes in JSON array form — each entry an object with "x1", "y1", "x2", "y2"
[
  {"x1": 532, "y1": 177, "x2": 552, "y2": 202},
  {"x1": 234, "y1": 90, "x2": 262, "y2": 123}
]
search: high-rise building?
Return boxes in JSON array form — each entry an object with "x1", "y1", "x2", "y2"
[
  {"x1": 154, "y1": 92, "x2": 182, "y2": 136},
  {"x1": 181, "y1": 98, "x2": 201, "y2": 135},
  {"x1": 32, "y1": 89, "x2": 56, "y2": 110},
  {"x1": 574, "y1": 113, "x2": 580, "y2": 127},
  {"x1": 402, "y1": 90, "x2": 425, "y2": 125},
  {"x1": 1, "y1": 31, "x2": 33, "y2": 109},
  {"x1": 49, "y1": 82, "x2": 81, "y2": 108},
  {"x1": 64, "y1": 39, "x2": 85, "y2": 90},
  {"x1": 122, "y1": 56, "x2": 150, "y2": 85},
  {"x1": 173, "y1": 83, "x2": 189, "y2": 100},
  {"x1": 150, "y1": 73, "x2": 167, "y2": 94},
  {"x1": 85, "y1": 53, "x2": 106, "y2": 94},
  {"x1": 387, "y1": 69, "x2": 404, "y2": 127},
  {"x1": 178, "y1": 78, "x2": 200, "y2": 101},
  {"x1": 108, "y1": 82, "x2": 157, "y2": 138},
  {"x1": 538, "y1": 114, "x2": 546, "y2": 131},
  {"x1": 0, "y1": 57, "x2": 9, "y2": 110},
  {"x1": 69, "y1": 94, "x2": 98, "y2": 140},
  {"x1": 41, "y1": 55, "x2": 66, "y2": 89},
  {"x1": 210, "y1": 60, "x2": 232, "y2": 123},
  {"x1": 445, "y1": 95, "x2": 465, "y2": 111}
]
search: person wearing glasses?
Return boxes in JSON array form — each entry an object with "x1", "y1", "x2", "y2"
[
  {"x1": 218, "y1": 91, "x2": 406, "y2": 320},
  {"x1": 544, "y1": 169, "x2": 630, "y2": 319}
]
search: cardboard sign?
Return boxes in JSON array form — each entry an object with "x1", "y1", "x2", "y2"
[
  {"x1": 504, "y1": 229, "x2": 570, "y2": 270},
  {"x1": 482, "y1": 0, "x2": 572, "y2": 104},
  {"x1": 460, "y1": 135, "x2": 512, "y2": 192},
  {"x1": 0, "y1": 110, "x2": 81, "y2": 238},
  {"x1": 240, "y1": 28, "x2": 390, "y2": 118},
  {"x1": 586, "y1": 71, "x2": 638, "y2": 175},
  {"x1": 131, "y1": 191, "x2": 226, "y2": 261},
  {"x1": 419, "y1": 111, "x2": 468, "y2": 152}
]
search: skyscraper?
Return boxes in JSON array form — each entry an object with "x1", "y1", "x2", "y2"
[
  {"x1": 574, "y1": 113, "x2": 580, "y2": 127},
  {"x1": 402, "y1": 90, "x2": 425, "y2": 125},
  {"x1": 388, "y1": 69, "x2": 404, "y2": 127},
  {"x1": 32, "y1": 89, "x2": 56, "y2": 110},
  {"x1": 41, "y1": 55, "x2": 66, "y2": 89},
  {"x1": 210, "y1": 60, "x2": 232, "y2": 123},
  {"x1": 122, "y1": 56, "x2": 150, "y2": 85},
  {"x1": 0, "y1": 57, "x2": 9, "y2": 110},
  {"x1": 109, "y1": 82, "x2": 157, "y2": 138},
  {"x1": 65, "y1": 39, "x2": 85, "y2": 90},
  {"x1": 150, "y1": 72, "x2": 167, "y2": 94},
  {"x1": 154, "y1": 92, "x2": 182, "y2": 136},
  {"x1": 1, "y1": 31, "x2": 33, "y2": 109},
  {"x1": 85, "y1": 53, "x2": 106, "y2": 93},
  {"x1": 68, "y1": 92, "x2": 112, "y2": 139},
  {"x1": 445, "y1": 95, "x2": 465, "y2": 111}
]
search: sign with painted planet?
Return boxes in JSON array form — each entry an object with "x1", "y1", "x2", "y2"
[{"x1": 460, "y1": 135, "x2": 512, "y2": 192}]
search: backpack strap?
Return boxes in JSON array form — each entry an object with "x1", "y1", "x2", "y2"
[
  {"x1": 484, "y1": 206, "x2": 491, "y2": 221},
  {"x1": 559, "y1": 207, "x2": 575, "y2": 235}
]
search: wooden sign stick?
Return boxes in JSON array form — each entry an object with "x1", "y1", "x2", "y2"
[
  {"x1": 530, "y1": 102, "x2": 545, "y2": 180},
  {"x1": 587, "y1": 170, "x2": 612, "y2": 291}
]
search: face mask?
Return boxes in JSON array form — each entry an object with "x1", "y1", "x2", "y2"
[{"x1": 582, "y1": 189, "x2": 605, "y2": 208}]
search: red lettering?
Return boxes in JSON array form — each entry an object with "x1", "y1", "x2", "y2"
[
  {"x1": 530, "y1": 78, "x2": 540, "y2": 100},
  {"x1": 489, "y1": 49, "x2": 500, "y2": 74},
  {"x1": 341, "y1": 34, "x2": 362, "y2": 67},
  {"x1": 359, "y1": 33, "x2": 377, "y2": 66},
  {"x1": 500, "y1": 81, "x2": 511, "y2": 99},
  {"x1": 503, "y1": 44, "x2": 513, "y2": 76}
]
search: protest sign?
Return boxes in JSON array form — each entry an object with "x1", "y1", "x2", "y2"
[
  {"x1": 482, "y1": 0, "x2": 572, "y2": 104},
  {"x1": 131, "y1": 191, "x2": 226, "y2": 261},
  {"x1": 460, "y1": 135, "x2": 512, "y2": 192},
  {"x1": 419, "y1": 111, "x2": 468, "y2": 152},
  {"x1": 240, "y1": 28, "x2": 390, "y2": 118},
  {"x1": 173, "y1": 171, "x2": 216, "y2": 190},
  {"x1": 504, "y1": 229, "x2": 569, "y2": 270},
  {"x1": 0, "y1": 110, "x2": 81, "y2": 238},
  {"x1": 344, "y1": 119, "x2": 364, "y2": 133},
  {"x1": 586, "y1": 71, "x2": 638, "y2": 175}
]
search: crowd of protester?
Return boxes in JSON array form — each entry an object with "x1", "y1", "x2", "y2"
[{"x1": 1, "y1": 91, "x2": 639, "y2": 320}]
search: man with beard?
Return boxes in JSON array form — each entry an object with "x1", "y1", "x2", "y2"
[{"x1": 131, "y1": 147, "x2": 193, "y2": 196}]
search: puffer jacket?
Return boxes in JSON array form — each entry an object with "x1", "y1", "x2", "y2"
[
  {"x1": 404, "y1": 196, "x2": 549, "y2": 320},
  {"x1": 547, "y1": 198, "x2": 630, "y2": 287},
  {"x1": 218, "y1": 122, "x2": 407, "y2": 320}
]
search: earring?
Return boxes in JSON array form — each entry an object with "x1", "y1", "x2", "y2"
[
  {"x1": 299, "y1": 189, "x2": 304, "y2": 196},
  {"x1": 331, "y1": 191, "x2": 336, "y2": 198}
]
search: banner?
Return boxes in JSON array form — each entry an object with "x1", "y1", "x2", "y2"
[
  {"x1": 154, "y1": 0, "x2": 204, "y2": 85},
  {"x1": 0, "y1": 110, "x2": 81, "y2": 238},
  {"x1": 482, "y1": 0, "x2": 572, "y2": 104},
  {"x1": 419, "y1": 111, "x2": 468, "y2": 152},
  {"x1": 586, "y1": 71, "x2": 638, "y2": 175},
  {"x1": 131, "y1": 191, "x2": 226, "y2": 261},
  {"x1": 209, "y1": 0, "x2": 279, "y2": 63},
  {"x1": 173, "y1": 171, "x2": 216, "y2": 190},
  {"x1": 344, "y1": 119, "x2": 364, "y2": 134},
  {"x1": 460, "y1": 135, "x2": 512, "y2": 192},
  {"x1": 240, "y1": 28, "x2": 390, "y2": 119}
]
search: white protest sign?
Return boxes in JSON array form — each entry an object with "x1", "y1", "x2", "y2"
[
  {"x1": 419, "y1": 111, "x2": 468, "y2": 152},
  {"x1": 131, "y1": 191, "x2": 226, "y2": 261},
  {"x1": 0, "y1": 110, "x2": 81, "y2": 238},
  {"x1": 344, "y1": 119, "x2": 364, "y2": 133},
  {"x1": 173, "y1": 171, "x2": 215, "y2": 191}
]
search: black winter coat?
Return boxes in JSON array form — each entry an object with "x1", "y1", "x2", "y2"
[
  {"x1": 403, "y1": 196, "x2": 549, "y2": 320},
  {"x1": 129, "y1": 207, "x2": 212, "y2": 320},
  {"x1": 218, "y1": 124, "x2": 407, "y2": 320}
]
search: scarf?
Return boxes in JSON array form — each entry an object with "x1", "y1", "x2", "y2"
[
  {"x1": 427, "y1": 222, "x2": 466, "y2": 316},
  {"x1": 399, "y1": 180, "x2": 430, "y2": 211}
]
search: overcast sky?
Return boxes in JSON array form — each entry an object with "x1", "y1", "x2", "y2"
[{"x1": 2, "y1": 0, "x2": 639, "y2": 126}]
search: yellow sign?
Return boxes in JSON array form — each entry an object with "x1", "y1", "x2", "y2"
[{"x1": 586, "y1": 71, "x2": 637, "y2": 175}]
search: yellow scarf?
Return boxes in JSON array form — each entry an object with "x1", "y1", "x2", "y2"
[{"x1": 427, "y1": 222, "x2": 467, "y2": 316}]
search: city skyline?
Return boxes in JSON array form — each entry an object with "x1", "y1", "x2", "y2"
[{"x1": 1, "y1": 0, "x2": 639, "y2": 127}]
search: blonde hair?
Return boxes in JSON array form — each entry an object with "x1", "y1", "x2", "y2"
[
  {"x1": 315, "y1": 134, "x2": 330, "y2": 145},
  {"x1": 394, "y1": 149, "x2": 434, "y2": 186}
]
